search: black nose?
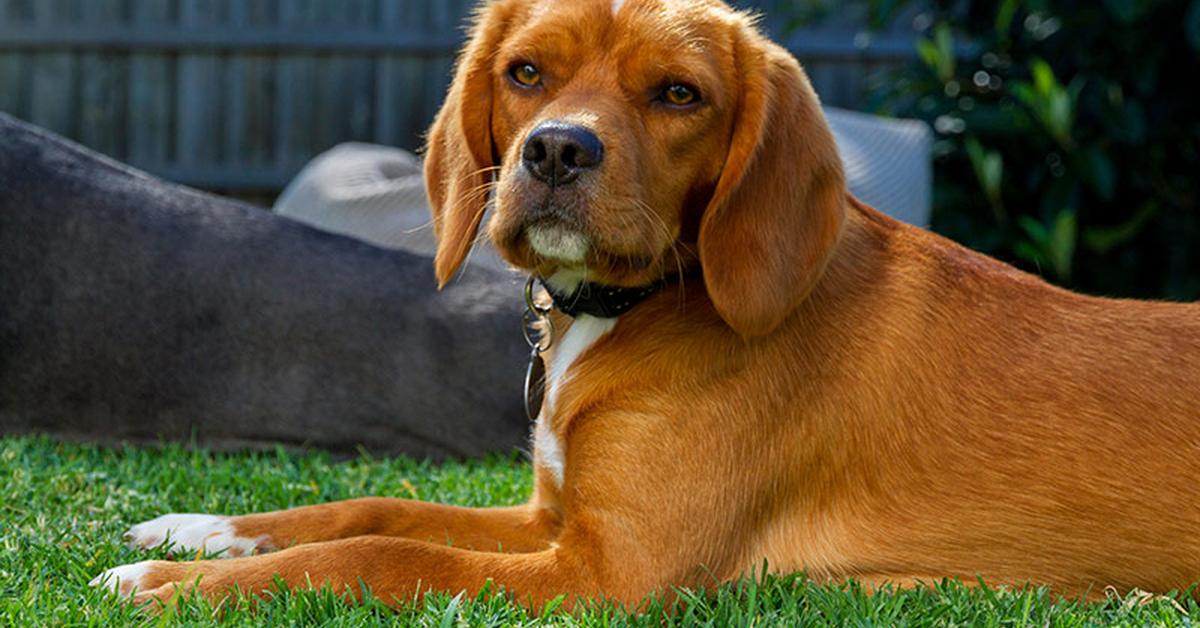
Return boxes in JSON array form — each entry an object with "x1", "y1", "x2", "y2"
[{"x1": 521, "y1": 121, "x2": 605, "y2": 185}]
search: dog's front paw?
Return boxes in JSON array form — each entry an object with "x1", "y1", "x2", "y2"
[
  {"x1": 90, "y1": 559, "x2": 221, "y2": 608},
  {"x1": 89, "y1": 560, "x2": 168, "y2": 599},
  {"x1": 124, "y1": 514, "x2": 267, "y2": 557}
]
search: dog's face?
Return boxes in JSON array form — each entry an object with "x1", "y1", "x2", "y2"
[
  {"x1": 426, "y1": 0, "x2": 848, "y2": 336},
  {"x1": 484, "y1": 0, "x2": 736, "y2": 288}
]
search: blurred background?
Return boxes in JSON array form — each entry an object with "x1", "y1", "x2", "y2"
[{"x1": 1, "y1": 0, "x2": 1197, "y2": 299}]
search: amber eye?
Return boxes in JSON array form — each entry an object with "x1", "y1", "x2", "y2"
[
  {"x1": 509, "y1": 63, "x2": 542, "y2": 88},
  {"x1": 662, "y1": 83, "x2": 699, "y2": 107}
]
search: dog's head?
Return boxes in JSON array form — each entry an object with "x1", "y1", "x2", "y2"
[{"x1": 425, "y1": 0, "x2": 846, "y2": 336}]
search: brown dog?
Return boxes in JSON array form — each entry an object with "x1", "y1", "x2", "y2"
[{"x1": 93, "y1": 0, "x2": 1200, "y2": 608}]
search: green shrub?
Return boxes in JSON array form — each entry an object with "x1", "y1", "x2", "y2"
[{"x1": 860, "y1": 1, "x2": 1200, "y2": 299}]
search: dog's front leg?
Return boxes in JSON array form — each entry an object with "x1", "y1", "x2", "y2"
[
  {"x1": 123, "y1": 500, "x2": 558, "y2": 557},
  {"x1": 93, "y1": 534, "x2": 613, "y2": 611}
]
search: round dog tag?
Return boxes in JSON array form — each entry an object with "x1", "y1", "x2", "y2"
[{"x1": 524, "y1": 348, "x2": 546, "y2": 422}]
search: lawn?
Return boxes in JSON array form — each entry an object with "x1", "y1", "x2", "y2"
[{"x1": 2, "y1": 435, "x2": 1195, "y2": 626}]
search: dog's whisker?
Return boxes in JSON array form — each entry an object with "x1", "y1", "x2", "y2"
[
  {"x1": 401, "y1": 219, "x2": 436, "y2": 235},
  {"x1": 624, "y1": 197, "x2": 689, "y2": 300},
  {"x1": 449, "y1": 165, "x2": 502, "y2": 191}
]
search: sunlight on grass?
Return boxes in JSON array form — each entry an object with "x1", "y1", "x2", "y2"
[{"x1": 1, "y1": 436, "x2": 1195, "y2": 625}]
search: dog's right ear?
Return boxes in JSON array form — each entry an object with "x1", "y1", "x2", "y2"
[{"x1": 424, "y1": 2, "x2": 513, "y2": 288}]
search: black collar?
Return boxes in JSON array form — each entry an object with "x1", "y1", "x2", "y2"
[{"x1": 542, "y1": 278, "x2": 665, "y2": 319}]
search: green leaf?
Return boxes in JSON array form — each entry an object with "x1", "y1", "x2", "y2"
[
  {"x1": 1013, "y1": 240, "x2": 1045, "y2": 269},
  {"x1": 1047, "y1": 91, "x2": 1073, "y2": 140},
  {"x1": 932, "y1": 23, "x2": 957, "y2": 80},
  {"x1": 1032, "y1": 59, "x2": 1057, "y2": 96},
  {"x1": 1083, "y1": 202, "x2": 1159, "y2": 253},
  {"x1": 915, "y1": 25, "x2": 956, "y2": 82},
  {"x1": 540, "y1": 594, "x2": 567, "y2": 618},
  {"x1": 916, "y1": 38, "x2": 942, "y2": 75},
  {"x1": 1012, "y1": 60, "x2": 1077, "y2": 148},
  {"x1": 1017, "y1": 211, "x2": 1076, "y2": 280},
  {"x1": 438, "y1": 591, "x2": 464, "y2": 628},
  {"x1": 1019, "y1": 215, "x2": 1050, "y2": 243},
  {"x1": 1011, "y1": 83, "x2": 1037, "y2": 110},
  {"x1": 1082, "y1": 149, "x2": 1116, "y2": 201},
  {"x1": 982, "y1": 154, "x2": 1003, "y2": 196},
  {"x1": 1049, "y1": 210, "x2": 1078, "y2": 280},
  {"x1": 965, "y1": 137, "x2": 1006, "y2": 223},
  {"x1": 995, "y1": 0, "x2": 1021, "y2": 38}
]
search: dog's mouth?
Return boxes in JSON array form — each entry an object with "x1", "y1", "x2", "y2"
[
  {"x1": 494, "y1": 215, "x2": 664, "y2": 287},
  {"x1": 490, "y1": 180, "x2": 683, "y2": 287},
  {"x1": 501, "y1": 191, "x2": 593, "y2": 265}
]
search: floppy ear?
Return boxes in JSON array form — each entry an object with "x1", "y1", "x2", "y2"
[
  {"x1": 424, "y1": 3, "x2": 512, "y2": 287},
  {"x1": 699, "y1": 28, "x2": 847, "y2": 337}
]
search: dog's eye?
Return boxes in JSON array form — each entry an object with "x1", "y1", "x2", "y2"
[
  {"x1": 509, "y1": 63, "x2": 542, "y2": 88},
  {"x1": 661, "y1": 84, "x2": 699, "y2": 107}
]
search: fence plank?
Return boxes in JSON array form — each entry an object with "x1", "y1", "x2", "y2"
[
  {"x1": 0, "y1": 0, "x2": 30, "y2": 117},
  {"x1": 1, "y1": 0, "x2": 32, "y2": 20},
  {"x1": 375, "y1": 1, "x2": 450, "y2": 149},
  {"x1": 276, "y1": 0, "x2": 319, "y2": 173},
  {"x1": 29, "y1": 0, "x2": 79, "y2": 136},
  {"x1": 418, "y1": 0, "x2": 467, "y2": 149},
  {"x1": 314, "y1": 0, "x2": 375, "y2": 152},
  {"x1": 0, "y1": 53, "x2": 21, "y2": 116},
  {"x1": 177, "y1": 0, "x2": 226, "y2": 168},
  {"x1": 79, "y1": 0, "x2": 129, "y2": 159},
  {"x1": 226, "y1": 0, "x2": 276, "y2": 166},
  {"x1": 0, "y1": 25, "x2": 461, "y2": 52},
  {"x1": 128, "y1": 0, "x2": 175, "y2": 167}
]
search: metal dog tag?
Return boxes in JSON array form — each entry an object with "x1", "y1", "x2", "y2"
[
  {"x1": 524, "y1": 347, "x2": 546, "y2": 422},
  {"x1": 522, "y1": 276, "x2": 553, "y2": 422}
]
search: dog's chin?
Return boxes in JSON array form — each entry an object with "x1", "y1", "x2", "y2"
[
  {"x1": 530, "y1": 241, "x2": 673, "y2": 291},
  {"x1": 490, "y1": 211, "x2": 679, "y2": 288},
  {"x1": 526, "y1": 224, "x2": 591, "y2": 266},
  {"x1": 521, "y1": 224, "x2": 594, "y2": 291}
]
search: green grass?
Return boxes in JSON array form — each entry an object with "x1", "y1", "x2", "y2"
[{"x1": 2, "y1": 435, "x2": 1196, "y2": 626}]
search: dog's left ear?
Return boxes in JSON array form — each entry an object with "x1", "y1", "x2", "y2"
[
  {"x1": 424, "y1": 2, "x2": 513, "y2": 287},
  {"x1": 699, "y1": 27, "x2": 847, "y2": 337}
]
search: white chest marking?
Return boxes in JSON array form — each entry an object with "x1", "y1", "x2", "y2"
[
  {"x1": 612, "y1": 0, "x2": 627, "y2": 15},
  {"x1": 535, "y1": 314, "x2": 618, "y2": 488}
]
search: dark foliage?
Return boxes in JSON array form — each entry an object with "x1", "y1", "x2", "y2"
[{"x1": 864, "y1": 0, "x2": 1200, "y2": 299}]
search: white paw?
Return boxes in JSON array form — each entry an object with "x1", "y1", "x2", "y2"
[
  {"x1": 89, "y1": 561, "x2": 153, "y2": 598},
  {"x1": 124, "y1": 513, "x2": 264, "y2": 558}
]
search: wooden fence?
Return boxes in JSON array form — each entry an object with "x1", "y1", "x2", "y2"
[{"x1": 0, "y1": 0, "x2": 920, "y2": 192}]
